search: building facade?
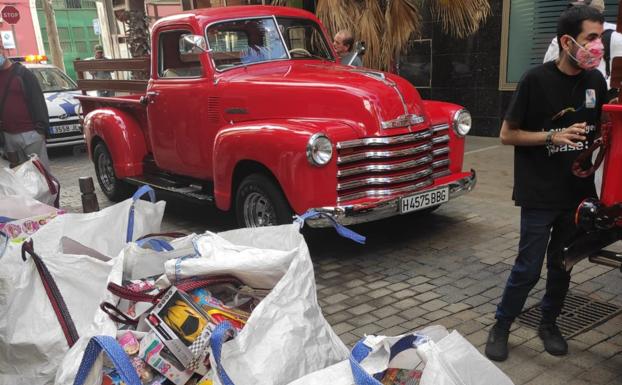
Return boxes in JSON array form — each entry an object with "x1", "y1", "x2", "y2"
[
  {"x1": 0, "y1": 0, "x2": 42, "y2": 56},
  {"x1": 397, "y1": 0, "x2": 619, "y2": 136}
]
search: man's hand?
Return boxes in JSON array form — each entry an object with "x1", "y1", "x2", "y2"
[{"x1": 552, "y1": 123, "x2": 587, "y2": 147}]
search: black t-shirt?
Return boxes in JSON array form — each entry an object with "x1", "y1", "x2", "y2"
[{"x1": 505, "y1": 61, "x2": 607, "y2": 209}]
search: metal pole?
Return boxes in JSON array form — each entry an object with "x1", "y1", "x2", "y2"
[{"x1": 10, "y1": 24, "x2": 18, "y2": 55}]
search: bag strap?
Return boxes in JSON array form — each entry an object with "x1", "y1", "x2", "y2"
[
  {"x1": 210, "y1": 321, "x2": 237, "y2": 385},
  {"x1": 99, "y1": 302, "x2": 141, "y2": 326},
  {"x1": 31, "y1": 157, "x2": 61, "y2": 208},
  {"x1": 0, "y1": 64, "x2": 18, "y2": 125},
  {"x1": 126, "y1": 185, "x2": 156, "y2": 242},
  {"x1": 296, "y1": 209, "x2": 366, "y2": 244},
  {"x1": 603, "y1": 29, "x2": 614, "y2": 78},
  {"x1": 21, "y1": 239, "x2": 80, "y2": 347},
  {"x1": 349, "y1": 334, "x2": 428, "y2": 385},
  {"x1": 107, "y1": 275, "x2": 243, "y2": 304},
  {"x1": 73, "y1": 335, "x2": 142, "y2": 385}
]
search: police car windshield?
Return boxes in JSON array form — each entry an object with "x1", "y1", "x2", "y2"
[{"x1": 30, "y1": 67, "x2": 78, "y2": 92}]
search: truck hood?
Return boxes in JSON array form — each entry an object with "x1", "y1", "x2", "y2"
[{"x1": 218, "y1": 61, "x2": 429, "y2": 137}]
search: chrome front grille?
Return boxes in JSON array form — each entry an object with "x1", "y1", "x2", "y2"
[
  {"x1": 336, "y1": 126, "x2": 451, "y2": 203},
  {"x1": 431, "y1": 123, "x2": 451, "y2": 178}
]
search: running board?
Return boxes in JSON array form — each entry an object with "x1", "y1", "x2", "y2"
[{"x1": 126, "y1": 176, "x2": 214, "y2": 203}]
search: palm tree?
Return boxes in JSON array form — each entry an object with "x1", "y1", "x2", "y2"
[{"x1": 273, "y1": 0, "x2": 491, "y2": 71}]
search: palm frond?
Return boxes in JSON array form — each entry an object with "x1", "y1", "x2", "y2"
[
  {"x1": 357, "y1": 0, "x2": 384, "y2": 70},
  {"x1": 382, "y1": 0, "x2": 422, "y2": 70},
  {"x1": 316, "y1": 0, "x2": 360, "y2": 42},
  {"x1": 430, "y1": 0, "x2": 491, "y2": 39}
]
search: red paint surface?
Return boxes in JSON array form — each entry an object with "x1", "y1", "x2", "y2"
[
  {"x1": 602, "y1": 104, "x2": 622, "y2": 207},
  {"x1": 81, "y1": 6, "x2": 472, "y2": 214}
]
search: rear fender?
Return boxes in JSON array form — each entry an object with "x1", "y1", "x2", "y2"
[
  {"x1": 83, "y1": 108, "x2": 147, "y2": 178},
  {"x1": 213, "y1": 120, "x2": 354, "y2": 212},
  {"x1": 423, "y1": 100, "x2": 467, "y2": 174}
]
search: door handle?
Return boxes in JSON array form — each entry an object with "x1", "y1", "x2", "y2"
[{"x1": 141, "y1": 91, "x2": 159, "y2": 105}]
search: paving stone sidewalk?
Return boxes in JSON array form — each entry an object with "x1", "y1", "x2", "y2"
[{"x1": 49, "y1": 137, "x2": 622, "y2": 385}]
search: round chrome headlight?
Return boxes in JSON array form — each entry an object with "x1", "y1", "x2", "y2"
[
  {"x1": 306, "y1": 133, "x2": 333, "y2": 166},
  {"x1": 453, "y1": 109, "x2": 472, "y2": 137}
]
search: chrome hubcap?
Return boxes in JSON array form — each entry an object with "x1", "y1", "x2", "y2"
[
  {"x1": 243, "y1": 191, "x2": 277, "y2": 227},
  {"x1": 97, "y1": 152, "x2": 115, "y2": 193}
]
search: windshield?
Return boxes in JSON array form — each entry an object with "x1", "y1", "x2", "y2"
[
  {"x1": 30, "y1": 67, "x2": 77, "y2": 92},
  {"x1": 206, "y1": 17, "x2": 333, "y2": 71},
  {"x1": 276, "y1": 17, "x2": 333, "y2": 60}
]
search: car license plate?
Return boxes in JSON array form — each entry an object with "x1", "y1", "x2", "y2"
[
  {"x1": 399, "y1": 187, "x2": 449, "y2": 214},
  {"x1": 50, "y1": 124, "x2": 80, "y2": 135}
]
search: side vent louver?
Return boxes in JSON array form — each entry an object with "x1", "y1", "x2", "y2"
[{"x1": 207, "y1": 97, "x2": 220, "y2": 123}]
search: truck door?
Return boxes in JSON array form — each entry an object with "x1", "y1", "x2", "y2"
[{"x1": 147, "y1": 26, "x2": 214, "y2": 179}]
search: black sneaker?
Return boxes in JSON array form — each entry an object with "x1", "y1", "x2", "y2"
[
  {"x1": 538, "y1": 323, "x2": 568, "y2": 356},
  {"x1": 485, "y1": 322, "x2": 510, "y2": 362}
]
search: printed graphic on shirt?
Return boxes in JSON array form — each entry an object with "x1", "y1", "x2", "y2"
[
  {"x1": 547, "y1": 124, "x2": 597, "y2": 155},
  {"x1": 585, "y1": 89, "x2": 596, "y2": 109}
]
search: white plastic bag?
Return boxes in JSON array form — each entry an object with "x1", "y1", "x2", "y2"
[
  {"x1": 418, "y1": 331, "x2": 514, "y2": 385},
  {"x1": 0, "y1": 155, "x2": 59, "y2": 206},
  {"x1": 0, "y1": 195, "x2": 64, "y2": 242},
  {"x1": 0, "y1": 187, "x2": 165, "y2": 385},
  {"x1": 173, "y1": 224, "x2": 350, "y2": 385},
  {"x1": 55, "y1": 234, "x2": 198, "y2": 385},
  {"x1": 0, "y1": 248, "x2": 113, "y2": 385},
  {"x1": 289, "y1": 328, "x2": 514, "y2": 385},
  {"x1": 58, "y1": 223, "x2": 352, "y2": 385},
  {"x1": 288, "y1": 326, "x2": 448, "y2": 385}
]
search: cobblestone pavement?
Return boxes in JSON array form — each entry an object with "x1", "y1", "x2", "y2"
[{"x1": 49, "y1": 137, "x2": 622, "y2": 385}]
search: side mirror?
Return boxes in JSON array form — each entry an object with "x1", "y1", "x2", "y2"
[{"x1": 179, "y1": 34, "x2": 208, "y2": 55}]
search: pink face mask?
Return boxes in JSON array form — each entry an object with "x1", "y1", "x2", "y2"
[{"x1": 568, "y1": 37, "x2": 604, "y2": 70}]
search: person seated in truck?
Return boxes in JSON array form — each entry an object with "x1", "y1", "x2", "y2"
[
  {"x1": 333, "y1": 30, "x2": 363, "y2": 67},
  {"x1": 240, "y1": 22, "x2": 286, "y2": 65}
]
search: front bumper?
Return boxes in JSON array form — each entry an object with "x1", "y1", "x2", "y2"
[{"x1": 305, "y1": 169, "x2": 477, "y2": 228}]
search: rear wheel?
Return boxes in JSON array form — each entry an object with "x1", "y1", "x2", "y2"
[
  {"x1": 235, "y1": 173, "x2": 293, "y2": 227},
  {"x1": 93, "y1": 142, "x2": 131, "y2": 201}
]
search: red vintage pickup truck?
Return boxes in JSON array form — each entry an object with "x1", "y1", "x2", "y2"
[{"x1": 75, "y1": 6, "x2": 476, "y2": 228}]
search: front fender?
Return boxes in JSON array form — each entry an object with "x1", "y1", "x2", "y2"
[
  {"x1": 84, "y1": 108, "x2": 147, "y2": 178},
  {"x1": 423, "y1": 100, "x2": 467, "y2": 174},
  {"x1": 212, "y1": 119, "x2": 355, "y2": 213}
]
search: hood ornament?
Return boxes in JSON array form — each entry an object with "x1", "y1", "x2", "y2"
[{"x1": 381, "y1": 114, "x2": 425, "y2": 129}]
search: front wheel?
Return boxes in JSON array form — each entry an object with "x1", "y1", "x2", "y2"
[
  {"x1": 235, "y1": 173, "x2": 293, "y2": 227},
  {"x1": 93, "y1": 142, "x2": 131, "y2": 201}
]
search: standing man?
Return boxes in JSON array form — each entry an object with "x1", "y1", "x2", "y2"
[
  {"x1": 88, "y1": 44, "x2": 114, "y2": 97},
  {"x1": 485, "y1": 5, "x2": 607, "y2": 362},
  {"x1": 0, "y1": 40, "x2": 50, "y2": 169},
  {"x1": 333, "y1": 30, "x2": 363, "y2": 67},
  {"x1": 544, "y1": 0, "x2": 620, "y2": 95}
]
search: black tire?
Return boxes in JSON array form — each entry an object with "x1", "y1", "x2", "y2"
[
  {"x1": 235, "y1": 173, "x2": 293, "y2": 227},
  {"x1": 93, "y1": 142, "x2": 131, "y2": 201}
]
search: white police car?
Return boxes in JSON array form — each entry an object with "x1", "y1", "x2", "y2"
[{"x1": 18, "y1": 57, "x2": 84, "y2": 148}]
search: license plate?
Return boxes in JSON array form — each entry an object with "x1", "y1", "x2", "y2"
[
  {"x1": 399, "y1": 187, "x2": 449, "y2": 214},
  {"x1": 50, "y1": 124, "x2": 80, "y2": 135}
]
